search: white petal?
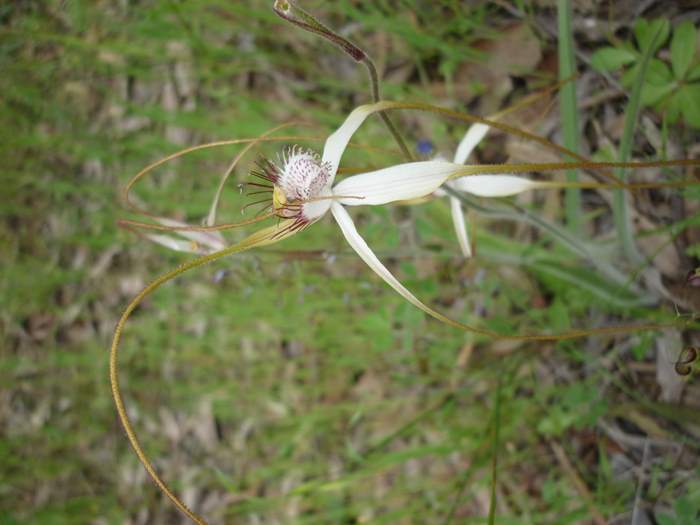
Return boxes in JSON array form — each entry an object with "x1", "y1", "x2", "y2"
[
  {"x1": 452, "y1": 175, "x2": 540, "y2": 197},
  {"x1": 453, "y1": 123, "x2": 489, "y2": 164},
  {"x1": 300, "y1": 187, "x2": 333, "y2": 222},
  {"x1": 331, "y1": 203, "x2": 493, "y2": 337},
  {"x1": 144, "y1": 233, "x2": 204, "y2": 254},
  {"x1": 332, "y1": 161, "x2": 460, "y2": 206},
  {"x1": 449, "y1": 196, "x2": 472, "y2": 258},
  {"x1": 322, "y1": 102, "x2": 387, "y2": 182},
  {"x1": 331, "y1": 203, "x2": 433, "y2": 313}
]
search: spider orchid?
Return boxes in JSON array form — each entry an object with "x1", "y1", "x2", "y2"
[
  {"x1": 124, "y1": 101, "x2": 547, "y2": 334},
  {"x1": 117, "y1": 99, "x2": 698, "y2": 348},
  {"x1": 112, "y1": 99, "x2": 698, "y2": 525},
  {"x1": 133, "y1": 116, "x2": 504, "y2": 261},
  {"x1": 111, "y1": 102, "x2": 561, "y2": 525}
]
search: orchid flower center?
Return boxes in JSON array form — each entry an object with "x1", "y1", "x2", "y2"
[
  {"x1": 277, "y1": 147, "x2": 331, "y2": 202},
  {"x1": 251, "y1": 146, "x2": 333, "y2": 226}
]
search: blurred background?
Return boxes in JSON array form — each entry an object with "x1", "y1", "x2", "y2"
[{"x1": 2, "y1": 1, "x2": 700, "y2": 524}]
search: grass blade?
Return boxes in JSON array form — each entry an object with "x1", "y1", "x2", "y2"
[
  {"x1": 613, "y1": 25, "x2": 665, "y2": 265},
  {"x1": 446, "y1": 189, "x2": 654, "y2": 304},
  {"x1": 557, "y1": 0, "x2": 582, "y2": 233},
  {"x1": 487, "y1": 377, "x2": 503, "y2": 525}
]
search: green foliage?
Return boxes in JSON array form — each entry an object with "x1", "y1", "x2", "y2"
[
  {"x1": 656, "y1": 492, "x2": 700, "y2": 525},
  {"x1": 591, "y1": 18, "x2": 700, "y2": 127},
  {"x1": 537, "y1": 382, "x2": 608, "y2": 437}
]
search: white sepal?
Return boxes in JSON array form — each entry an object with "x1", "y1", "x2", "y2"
[
  {"x1": 331, "y1": 203, "x2": 489, "y2": 338},
  {"x1": 453, "y1": 123, "x2": 489, "y2": 164},
  {"x1": 452, "y1": 175, "x2": 540, "y2": 197},
  {"x1": 144, "y1": 234, "x2": 206, "y2": 254},
  {"x1": 156, "y1": 217, "x2": 227, "y2": 252},
  {"x1": 322, "y1": 103, "x2": 379, "y2": 182},
  {"x1": 331, "y1": 203, "x2": 430, "y2": 313},
  {"x1": 449, "y1": 196, "x2": 472, "y2": 258},
  {"x1": 332, "y1": 161, "x2": 460, "y2": 206}
]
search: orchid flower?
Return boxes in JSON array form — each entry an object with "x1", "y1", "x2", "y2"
[
  {"x1": 113, "y1": 101, "x2": 532, "y2": 525},
  {"x1": 112, "y1": 102, "x2": 550, "y2": 525},
  {"x1": 156, "y1": 102, "x2": 541, "y2": 328},
  {"x1": 112, "y1": 99, "x2": 699, "y2": 525}
]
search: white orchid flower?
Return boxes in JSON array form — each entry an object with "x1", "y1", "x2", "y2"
[
  {"x1": 121, "y1": 101, "x2": 547, "y2": 333},
  {"x1": 131, "y1": 120, "x2": 501, "y2": 261},
  {"x1": 113, "y1": 100, "x2": 692, "y2": 525},
  {"x1": 113, "y1": 102, "x2": 526, "y2": 525},
  {"x1": 216, "y1": 102, "x2": 542, "y2": 327}
]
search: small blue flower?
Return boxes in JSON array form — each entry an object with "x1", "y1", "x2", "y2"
[{"x1": 416, "y1": 139, "x2": 434, "y2": 156}]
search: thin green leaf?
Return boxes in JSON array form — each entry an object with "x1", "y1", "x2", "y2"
[
  {"x1": 447, "y1": 189, "x2": 654, "y2": 305},
  {"x1": 671, "y1": 20, "x2": 697, "y2": 80},
  {"x1": 557, "y1": 0, "x2": 582, "y2": 232},
  {"x1": 487, "y1": 377, "x2": 503, "y2": 525},
  {"x1": 614, "y1": 23, "x2": 667, "y2": 265}
]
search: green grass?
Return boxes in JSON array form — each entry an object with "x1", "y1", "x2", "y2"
[
  {"x1": 612, "y1": 22, "x2": 668, "y2": 267},
  {"x1": 557, "y1": 0, "x2": 582, "y2": 233},
  {"x1": 2, "y1": 1, "x2": 699, "y2": 524}
]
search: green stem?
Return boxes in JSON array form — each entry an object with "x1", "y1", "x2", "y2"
[
  {"x1": 487, "y1": 377, "x2": 503, "y2": 525},
  {"x1": 362, "y1": 56, "x2": 414, "y2": 160},
  {"x1": 557, "y1": 0, "x2": 582, "y2": 233},
  {"x1": 613, "y1": 26, "x2": 664, "y2": 266}
]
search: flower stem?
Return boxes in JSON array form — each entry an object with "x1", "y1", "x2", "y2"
[{"x1": 361, "y1": 57, "x2": 414, "y2": 160}]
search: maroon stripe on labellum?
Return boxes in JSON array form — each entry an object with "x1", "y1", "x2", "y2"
[{"x1": 250, "y1": 157, "x2": 280, "y2": 184}]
